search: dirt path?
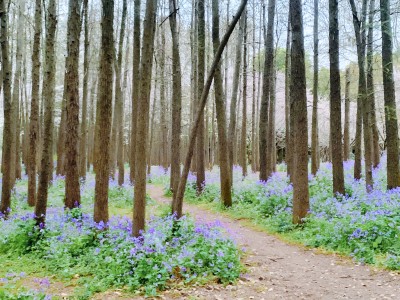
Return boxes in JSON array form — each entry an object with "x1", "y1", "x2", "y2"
[{"x1": 147, "y1": 185, "x2": 399, "y2": 300}]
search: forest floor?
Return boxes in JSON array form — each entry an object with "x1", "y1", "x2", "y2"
[{"x1": 126, "y1": 184, "x2": 400, "y2": 300}]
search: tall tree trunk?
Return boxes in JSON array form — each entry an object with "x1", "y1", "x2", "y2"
[
  {"x1": 56, "y1": 79, "x2": 67, "y2": 175},
  {"x1": 259, "y1": 0, "x2": 275, "y2": 181},
  {"x1": 267, "y1": 61, "x2": 276, "y2": 173},
  {"x1": 94, "y1": 0, "x2": 114, "y2": 223},
  {"x1": 285, "y1": 11, "x2": 291, "y2": 178},
  {"x1": 169, "y1": 0, "x2": 182, "y2": 196},
  {"x1": 65, "y1": 0, "x2": 83, "y2": 208},
  {"x1": 330, "y1": 0, "x2": 345, "y2": 195},
  {"x1": 147, "y1": 73, "x2": 158, "y2": 175},
  {"x1": 250, "y1": 1, "x2": 257, "y2": 173},
  {"x1": 367, "y1": 0, "x2": 380, "y2": 167},
  {"x1": 240, "y1": 10, "x2": 247, "y2": 178},
  {"x1": 79, "y1": 0, "x2": 90, "y2": 179},
  {"x1": 28, "y1": 0, "x2": 42, "y2": 207},
  {"x1": 159, "y1": 24, "x2": 168, "y2": 172},
  {"x1": 35, "y1": 0, "x2": 57, "y2": 225},
  {"x1": 290, "y1": 0, "x2": 309, "y2": 224},
  {"x1": 130, "y1": 0, "x2": 141, "y2": 183},
  {"x1": 0, "y1": 0, "x2": 13, "y2": 216},
  {"x1": 343, "y1": 67, "x2": 351, "y2": 161},
  {"x1": 133, "y1": 0, "x2": 158, "y2": 237},
  {"x1": 195, "y1": 0, "x2": 206, "y2": 194},
  {"x1": 380, "y1": 0, "x2": 400, "y2": 189},
  {"x1": 311, "y1": 0, "x2": 319, "y2": 175},
  {"x1": 174, "y1": 0, "x2": 248, "y2": 218}
]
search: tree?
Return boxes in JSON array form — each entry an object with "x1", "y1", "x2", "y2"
[
  {"x1": 173, "y1": 0, "x2": 248, "y2": 218},
  {"x1": 79, "y1": 0, "x2": 90, "y2": 179},
  {"x1": 35, "y1": 0, "x2": 57, "y2": 225},
  {"x1": 343, "y1": 68, "x2": 351, "y2": 161},
  {"x1": 290, "y1": 0, "x2": 309, "y2": 223},
  {"x1": 0, "y1": 0, "x2": 13, "y2": 216},
  {"x1": 169, "y1": 0, "x2": 182, "y2": 196},
  {"x1": 240, "y1": 10, "x2": 247, "y2": 178},
  {"x1": 311, "y1": 0, "x2": 319, "y2": 175},
  {"x1": 133, "y1": 0, "x2": 158, "y2": 237},
  {"x1": 285, "y1": 10, "x2": 292, "y2": 178},
  {"x1": 94, "y1": 0, "x2": 114, "y2": 224},
  {"x1": 380, "y1": 0, "x2": 400, "y2": 189},
  {"x1": 330, "y1": 0, "x2": 345, "y2": 195},
  {"x1": 259, "y1": 0, "x2": 275, "y2": 182},
  {"x1": 65, "y1": 0, "x2": 83, "y2": 208},
  {"x1": 28, "y1": 0, "x2": 42, "y2": 207},
  {"x1": 130, "y1": 0, "x2": 141, "y2": 183}
]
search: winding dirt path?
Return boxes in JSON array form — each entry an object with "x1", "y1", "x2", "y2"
[{"x1": 147, "y1": 185, "x2": 399, "y2": 300}]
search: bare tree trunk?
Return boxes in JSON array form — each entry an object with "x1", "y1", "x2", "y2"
[
  {"x1": 159, "y1": 24, "x2": 168, "y2": 172},
  {"x1": 330, "y1": 0, "x2": 345, "y2": 195},
  {"x1": 380, "y1": 0, "x2": 400, "y2": 189},
  {"x1": 94, "y1": 0, "x2": 114, "y2": 223},
  {"x1": 147, "y1": 70, "x2": 158, "y2": 175},
  {"x1": 267, "y1": 61, "x2": 276, "y2": 173},
  {"x1": 285, "y1": 10, "x2": 291, "y2": 177},
  {"x1": 259, "y1": 0, "x2": 275, "y2": 181},
  {"x1": 250, "y1": 1, "x2": 257, "y2": 173},
  {"x1": 290, "y1": 0, "x2": 309, "y2": 224},
  {"x1": 65, "y1": 0, "x2": 83, "y2": 208},
  {"x1": 130, "y1": 0, "x2": 141, "y2": 183},
  {"x1": 311, "y1": 0, "x2": 319, "y2": 175},
  {"x1": 169, "y1": 0, "x2": 182, "y2": 195},
  {"x1": 195, "y1": 0, "x2": 206, "y2": 194},
  {"x1": 28, "y1": 0, "x2": 42, "y2": 207},
  {"x1": 343, "y1": 67, "x2": 350, "y2": 161},
  {"x1": 35, "y1": 0, "x2": 57, "y2": 225},
  {"x1": 79, "y1": 0, "x2": 90, "y2": 179},
  {"x1": 56, "y1": 79, "x2": 67, "y2": 175},
  {"x1": 367, "y1": 0, "x2": 380, "y2": 167},
  {"x1": 173, "y1": 0, "x2": 248, "y2": 218},
  {"x1": 240, "y1": 10, "x2": 247, "y2": 178},
  {"x1": 133, "y1": 0, "x2": 158, "y2": 237},
  {"x1": 0, "y1": 0, "x2": 13, "y2": 216}
]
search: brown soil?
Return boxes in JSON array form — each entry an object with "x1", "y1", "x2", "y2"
[{"x1": 144, "y1": 185, "x2": 399, "y2": 300}]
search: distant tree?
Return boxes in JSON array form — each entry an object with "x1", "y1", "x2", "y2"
[
  {"x1": 94, "y1": 0, "x2": 114, "y2": 224},
  {"x1": 380, "y1": 0, "x2": 400, "y2": 189},
  {"x1": 35, "y1": 0, "x2": 57, "y2": 225},
  {"x1": 343, "y1": 68, "x2": 351, "y2": 161}
]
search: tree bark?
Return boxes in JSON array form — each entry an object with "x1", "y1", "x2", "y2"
[
  {"x1": 380, "y1": 0, "x2": 400, "y2": 189},
  {"x1": 240, "y1": 10, "x2": 247, "y2": 178},
  {"x1": 343, "y1": 68, "x2": 351, "y2": 161},
  {"x1": 35, "y1": 0, "x2": 57, "y2": 225},
  {"x1": 28, "y1": 0, "x2": 42, "y2": 207},
  {"x1": 285, "y1": 11, "x2": 291, "y2": 178},
  {"x1": 133, "y1": 0, "x2": 158, "y2": 237},
  {"x1": 290, "y1": 0, "x2": 309, "y2": 224}
]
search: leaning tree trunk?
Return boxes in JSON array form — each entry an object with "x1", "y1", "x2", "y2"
[
  {"x1": 28, "y1": 0, "x2": 42, "y2": 207},
  {"x1": 330, "y1": 0, "x2": 345, "y2": 195},
  {"x1": 0, "y1": 0, "x2": 13, "y2": 216},
  {"x1": 380, "y1": 0, "x2": 400, "y2": 189},
  {"x1": 259, "y1": 0, "x2": 276, "y2": 182},
  {"x1": 94, "y1": 0, "x2": 114, "y2": 224},
  {"x1": 173, "y1": 0, "x2": 248, "y2": 218},
  {"x1": 35, "y1": 0, "x2": 57, "y2": 225},
  {"x1": 169, "y1": 0, "x2": 182, "y2": 196},
  {"x1": 65, "y1": 0, "x2": 82, "y2": 209},
  {"x1": 133, "y1": 0, "x2": 158, "y2": 237}
]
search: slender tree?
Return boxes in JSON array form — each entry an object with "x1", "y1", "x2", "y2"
[
  {"x1": 380, "y1": 0, "x2": 400, "y2": 189},
  {"x1": 35, "y1": 0, "x2": 57, "y2": 225},
  {"x1": 94, "y1": 0, "x2": 114, "y2": 224},
  {"x1": 240, "y1": 10, "x2": 248, "y2": 177},
  {"x1": 28, "y1": 0, "x2": 42, "y2": 207},
  {"x1": 133, "y1": 0, "x2": 158, "y2": 237},
  {"x1": 343, "y1": 68, "x2": 351, "y2": 161},
  {"x1": 285, "y1": 9, "x2": 292, "y2": 178},
  {"x1": 311, "y1": 0, "x2": 319, "y2": 175}
]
